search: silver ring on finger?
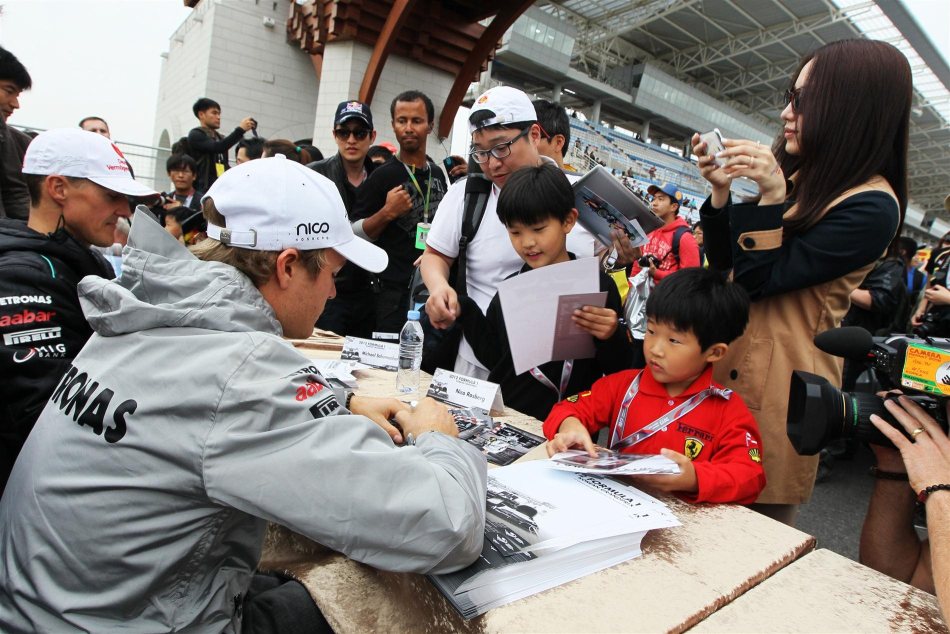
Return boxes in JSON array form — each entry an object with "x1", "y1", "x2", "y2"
[{"x1": 750, "y1": 156, "x2": 755, "y2": 168}]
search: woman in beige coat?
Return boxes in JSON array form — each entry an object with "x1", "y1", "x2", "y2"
[{"x1": 691, "y1": 39, "x2": 912, "y2": 525}]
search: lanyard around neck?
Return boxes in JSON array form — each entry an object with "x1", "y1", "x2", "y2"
[
  {"x1": 529, "y1": 360, "x2": 574, "y2": 402},
  {"x1": 609, "y1": 372, "x2": 732, "y2": 451},
  {"x1": 403, "y1": 162, "x2": 432, "y2": 222}
]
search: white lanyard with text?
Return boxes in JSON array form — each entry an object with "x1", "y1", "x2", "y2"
[
  {"x1": 608, "y1": 372, "x2": 732, "y2": 451},
  {"x1": 529, "y1": 360, "x2": 574, "y2": 401},
  {"x1": 404, "y1": 163, "x2": 432, "y2": 222}
]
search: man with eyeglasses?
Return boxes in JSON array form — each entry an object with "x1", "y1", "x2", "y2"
[
  {"x1": 353, "y1": 90, "x2": 454, "y2": 334},
  {"x1": 308, "y1": 100, "x2": 379, "y2": 338},
  {"x1": 421, "y1": 85, "x2": 596, "y2": 379}
]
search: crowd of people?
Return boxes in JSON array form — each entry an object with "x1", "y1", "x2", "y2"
[{"x1": 0, "y1": 34, "x2": 948, "y2": 631}]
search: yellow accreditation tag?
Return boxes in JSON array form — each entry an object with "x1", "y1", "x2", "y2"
[
  {"x1": 415, "y1": 222, "x2": 431, "y2": 250},
  {"x1": 215, "y1": 163, "x2": 225, "y2": 177},
  {"x1": 900, "y1": 342, "x2": 950, "y2": 396}
]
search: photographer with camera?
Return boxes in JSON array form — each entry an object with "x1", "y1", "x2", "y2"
[{"x1": 860, "y1": 396, "x2": 950, "y2": 619}]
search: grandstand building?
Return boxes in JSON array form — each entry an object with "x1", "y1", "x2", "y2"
[{"x1": 153, "y1": 0, "x2": 948, "y2": 242}]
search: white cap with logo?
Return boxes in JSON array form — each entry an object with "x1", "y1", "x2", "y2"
[
  {"x1": 202, "y1": 155, "x2": 388, "y2": 273},
  {"x1": 22, "y1": 128, "x2": 157, "y2": 198},
  {"x1": 468, "y1": 85, "x2": 537, "y2": 133}
]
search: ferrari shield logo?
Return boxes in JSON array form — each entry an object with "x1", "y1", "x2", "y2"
[{"x1": 684, "y1": 437, "x2": 704, "y2": 460}]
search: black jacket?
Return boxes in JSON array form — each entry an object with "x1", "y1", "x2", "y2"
[
  {"x1": 842, "y1": 257, "x2": 907, "y2": 335},
  {"x1": 0, "y1": 121, "x2": 30, "y2": 220},
  {"x1": 187, "y1": 126, "x2": 245, "y2": 192},
  {"x1": 458, "y1": 258, "x2": 632, "y2": 421},
  {"x1": 308, "y1": 153, "x2": 378, "y2": 292},
  {"x1": 308, "y1": 153, "x2": 376, "y2": 215},
  {"x1": 0, "y1": 219, "x2": 115, "y2": 493}
]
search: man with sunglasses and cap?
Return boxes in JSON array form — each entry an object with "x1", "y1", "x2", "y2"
[
  {"x1": 308, "y1": 100, "x2": 378, "y2": 337},
  {"x1": 420, "y1": 85, "x2": 596, "y2": 379},
  {"x1": 0, "y1": 128, "x2": 157, "y2": 495},
  {"x1": 0, "y1": 155, "x2": 486, "y2": 632}
]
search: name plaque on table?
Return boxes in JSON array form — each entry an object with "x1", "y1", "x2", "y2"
[
  {"x1": 427, "y1": 368, "x2": 504, "y2": 415},
  {"x1": 341, "y1": 337, "x2": 399, "y2": 371}
]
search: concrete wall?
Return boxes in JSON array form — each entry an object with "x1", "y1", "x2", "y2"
[{"x1": 153, "y1": 0, "x2": 320, "y2": 160}]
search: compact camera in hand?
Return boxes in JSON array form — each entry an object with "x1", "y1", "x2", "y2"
[{"x1": 637, "y1": 254, "x2": 661, "y2": 268}]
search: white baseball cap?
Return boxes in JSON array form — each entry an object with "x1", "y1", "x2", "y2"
[
  {"x1": 202, "y1": 155, "x2": 388, "y2": 273},
  {"x1": 22, "y1": 128, "x2": 157, "y2": 198},
  {"x1": 468, "y1": 86, "x2": 537, "y2": 133}
]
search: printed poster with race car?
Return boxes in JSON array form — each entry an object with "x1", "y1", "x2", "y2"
[
  {"x1": 572, "y1": 165, "x2": 663, "y2": 250},
  {"x1": 449, "y1": 406, "x2": 544, "y2": 466}
]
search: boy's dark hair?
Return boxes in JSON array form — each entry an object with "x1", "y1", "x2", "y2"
[
  {"x1": 367, "y1": 145, "x2": 393, "y2": 162},
  {"x1": 532, "y1": 99, "x2": 570, "y2": 158},
  {"x1": 192, "y1": 97, "x2": 220, "y2": 117},
  {"x1": 496, "y1": 164, "x2": 573, "y2": 227},
  {"x1": 646, "y1": 268, "x2": 750, "y2": 351},
  {"x1": 166, "y1": 153, "x2": 197, "y2": 174},
  {"x1": 390, "y1": 90, "x2": 434, "y2": 123},
  {"x1": 0, "y1": 47, "x2": 31, "y2": 89},
  {"x1": 236, "y1": 137, "x2": 265, "y2": 161}
]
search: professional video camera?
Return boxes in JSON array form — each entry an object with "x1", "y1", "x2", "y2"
[{"x1": 786, "y1": 327, "x2": 950, "y2": 455}]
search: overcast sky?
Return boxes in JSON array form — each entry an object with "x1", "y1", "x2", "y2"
[{"x1": 1, "y1": 0, "x2": 948, "y2": 147}]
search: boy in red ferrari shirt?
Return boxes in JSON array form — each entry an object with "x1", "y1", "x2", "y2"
[{"x1": 544, "y1": 268, "x2": 766, "y2": 504}]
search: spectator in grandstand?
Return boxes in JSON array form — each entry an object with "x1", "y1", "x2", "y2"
[
  {"x1": 79, "y1": 116, "x2": 110, "y2": 139},
  {"x1": 352, "y1": 90, "x2": 453, "y2": 334},
  {"x1": 532, "y1": 99, "x2": 573, "y2": 171},
  {"x1": 0, "y1": 129, "x2": 156, "y2": 494},
  {"x1": 309, "y1": 100, "x2": 378, "y2": 338},
  {"x1": 0, "y1": 46, "x2": 31, "y2": 220},
  {"x1": 367, "y1": 144, "x2": 394, "y2": 166},
  {"x1": 691, "y1": 38, "x2": 910, "y2": 525},
  {"x1": 235, "y1": 136, "x2": 265, "y2": 165},
  {"x1": 0, "y1": 156, "x2": 487, "y2": 632},
  {"x1": 421, "y1": 85, "x2": 597, "y2": 378},
  {"x1": 187, "y1": 97, "x2": 256, "y2": 191}
]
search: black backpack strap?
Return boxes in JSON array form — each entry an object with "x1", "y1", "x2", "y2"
[
  {"x1": 455, "y1": 173, "x2": 492, "y2": 294},
  {"x1": 671, "y1": 225, "x2": 690, "y2": 264}
]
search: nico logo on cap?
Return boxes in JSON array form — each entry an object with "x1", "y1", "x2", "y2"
[{"x1": 296, "y1": 222, "x2": 331, "y2": 236}]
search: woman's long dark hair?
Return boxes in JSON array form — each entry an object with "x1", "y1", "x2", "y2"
[{"x1": 775, "y1": 39, "x2": 911, "y2": 235}]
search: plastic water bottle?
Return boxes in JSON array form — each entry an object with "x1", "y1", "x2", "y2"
[{"x1": 397, "y1": 310, "x2": 424, "y2": 394}]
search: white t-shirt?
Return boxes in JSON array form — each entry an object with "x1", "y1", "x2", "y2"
[{"x1": 425, "y1": 166, "x2": 598, "y2": 371}]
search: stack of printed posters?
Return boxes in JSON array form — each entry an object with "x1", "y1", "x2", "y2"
[
  {"x1": 429, "y1": 461, "x2": 680, "y2": 619},
  {"x1": 449, "y1": 407, "x2": 544, "y2": 466}
]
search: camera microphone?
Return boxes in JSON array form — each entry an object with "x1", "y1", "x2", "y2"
[{"x1": 813, "y1": 327, "x2": 874, "y2": 360}]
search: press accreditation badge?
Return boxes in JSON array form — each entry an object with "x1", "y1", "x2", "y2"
[{"x1": 415, "y1": 222, "x2": 431, "y2": 250}]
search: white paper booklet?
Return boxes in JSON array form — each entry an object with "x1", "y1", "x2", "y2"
[{"x1": 429, "y1": 461, "x2": 679, "y2": 619}]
